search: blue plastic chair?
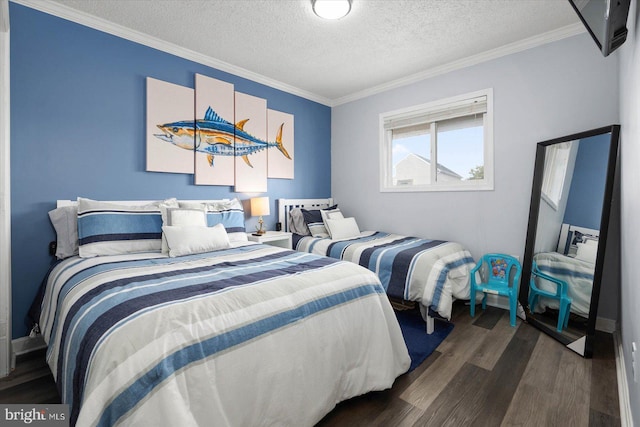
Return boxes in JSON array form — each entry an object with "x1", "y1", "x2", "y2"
[
  {"x1": 470, "y1": 254, "x2": 522, "y2": 327},
  {"x1": 528, "y1": 261, "x2": 572, "y2": 332}
]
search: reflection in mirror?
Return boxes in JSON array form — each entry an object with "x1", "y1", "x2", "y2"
[{"x1": 520, "y1": 125, "x2": 619, "y2": 358}]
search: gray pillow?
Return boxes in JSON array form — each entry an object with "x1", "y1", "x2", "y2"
[
  {"x1": 288, "y1": 208, "x2": 310, "y2": 235},
  {"x1": 48, "y1": 205, "x2": 79, "y2": 259}
]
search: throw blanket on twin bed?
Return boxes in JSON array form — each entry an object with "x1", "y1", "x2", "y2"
[
  {"x1": 296, "y1": 231, "x2": 476, "y2": 320},
  {"x1": 39, "y1": 243, "x2": 409, "y2": 427}
]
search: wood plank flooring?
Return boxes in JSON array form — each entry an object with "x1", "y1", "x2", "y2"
[
  {"x1": 317, "y1": 303, "x2": 620, "y2": 427},
  {"x1": 0, "y1": 302, "x2": 620, "y2": 427}
]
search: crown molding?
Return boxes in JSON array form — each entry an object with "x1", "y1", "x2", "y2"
[
  {"x1": 10, "y1": 0, "x2": 333, "y2": 106},
  {"x1": 332, "y1": 23, "x2": 586, "y2": 107},
  {"x1": 10, "y1": 1, "x2": 584, "y2": 108}
]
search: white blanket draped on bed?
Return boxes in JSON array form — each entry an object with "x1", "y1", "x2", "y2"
[
  {"x1": 296, "y1": 231, "x2": 475, "y2": 320},
  {"x1": 39, "y1": 243, "x2": 410, "y2": 427}
]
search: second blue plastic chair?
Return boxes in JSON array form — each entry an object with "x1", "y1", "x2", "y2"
[
  {"x1": 470, "y1": 254, "x2": 522, "y2": 327},
  {"x1": 528, "y1": 261, "x2": 572, "y2": 332}
]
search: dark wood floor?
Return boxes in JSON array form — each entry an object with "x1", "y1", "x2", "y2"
[
  {"x1": 317, "y1": 303, "x2": 620, "y2": 427},
  {"x1": 0, "y1": 303, "x2": 620, "y2": 427}
]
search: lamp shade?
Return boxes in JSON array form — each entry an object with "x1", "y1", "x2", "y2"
[{"x1": 250, "y1": 197, "x2": 270, "y2": 217}]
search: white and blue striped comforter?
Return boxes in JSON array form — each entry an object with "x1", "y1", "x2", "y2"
[
  {"x1": 39, "y1": 243, "x2": 410, "y2": 427},
  {"x1": 296, "y1": 232, "x2": 475, "y2": 320}
]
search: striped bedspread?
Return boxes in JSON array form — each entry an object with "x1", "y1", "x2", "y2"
[
  {"x1": 39, "y1": 243, "x2": 410, "y2": 427},
  {"x1": 532, "y1": 252, "x2": 595, "y2": 317},
  {"x1": 296, "y1": 232, "x2": 475, "y2": 320}
]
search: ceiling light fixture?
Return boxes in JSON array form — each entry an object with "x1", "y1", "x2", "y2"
[{"x1": 312, "y1": 0, "x2": 352, "y2": 20}]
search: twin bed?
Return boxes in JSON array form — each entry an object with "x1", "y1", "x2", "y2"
[
  {"x1": 278, "y1": 198, "x2": 476, "y2": 333},
  {"x1": 37, "y1": 196, "x2": 479, "y2": 426}
]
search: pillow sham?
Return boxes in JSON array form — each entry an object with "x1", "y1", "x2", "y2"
[
  {"x1": 575, "y1": 241, "x2": 598, "y2": 264},
  {"x1": 162, "y1": 223, "x2": 231, "y2": 257},
  {"x1": 77, "y1": 198, "x2": 174, "y2": 258},
  {"x1": 301, "y1": 204, "x2": 338, "y2": 238},
  {"x1": 176, "y1": 199, "x2": 248, "y2": 242},
  {"x1": 320, "y1": 207, "x2": 343, "y2": 238},
  {"x1": 325, "y1": 217, "x2": 361, "y2": 240},
  {"x1": 205, "y1": 198, "x2": 247, "y2": 242},
  {"x1": 48, "y1": 205, "x2": 79, "y2": 259},
  {"x1": 160, "y1": 206, "x2": 207, "y2": 254}
]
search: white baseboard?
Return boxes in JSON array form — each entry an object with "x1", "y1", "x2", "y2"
[
  {"x1": 11, "y1": 335, "x2": 46, "y2": 356},
  {"x1": 596, "y1": 317, "x2": 617, "y2": 333},
  {"x1": 614, "y1": 331, "x2": 634, "y2": 427}
]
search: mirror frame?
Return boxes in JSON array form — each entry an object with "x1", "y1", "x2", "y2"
[{"x1": 519, "y1": 124, "x2": 620, "y2": 358}]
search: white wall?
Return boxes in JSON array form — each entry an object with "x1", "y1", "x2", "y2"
[
  {"x1": 331, "y1": 34, "x2": 618, "y2": 263},
  {"x1": 618, "y1": 0, "x2": 640, "y2": 423}
]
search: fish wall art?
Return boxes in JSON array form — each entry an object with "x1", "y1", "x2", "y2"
[{"x1": 145, "y1": 74, "x2": 294, "y2": 191}]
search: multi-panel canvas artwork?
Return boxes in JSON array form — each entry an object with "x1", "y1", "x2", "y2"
[
  {"x1": 194, "y1": 74, "x2": 235, "y2": 186},
  {"x1": 146, "y1": 77, "x2": 195, "y2": 174},
  {"x1": 268, "y1": 109, "x2": 294, "y2": 179},
  {"x1": 234, "y1": 92, "x2": 268, "y2": 193},
  {"x1": 146, "y1": 74, "x2": 294, "y2": 191}
]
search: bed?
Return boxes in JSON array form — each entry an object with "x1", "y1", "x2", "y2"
[
  {"x1": 278, "y1": 198, "x2": 476, "y2": 333},
  {"x1": 37, "y1": 198, "x2": 410, "y2": 427},
  {"x1": 530, "y1": 223, "x2": 598, "y2": 317}
]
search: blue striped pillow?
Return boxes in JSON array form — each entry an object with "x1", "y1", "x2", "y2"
[
  {"x1": 203, "y1": 199, "x2": 246, "y2": 234},
  {"x1": 77, "y1": 198, "x2": 165, "y2": 257},
  {"x1": 206, "y1": 210, "x2": 245, "y2": 233}
]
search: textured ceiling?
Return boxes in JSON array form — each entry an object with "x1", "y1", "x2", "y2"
[{"x1": 43, "y1": 0, "x2": 582, "y2": 105}]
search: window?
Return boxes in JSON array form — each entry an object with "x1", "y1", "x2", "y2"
[
  {"x1": 379, "y1": 89, "x2": 493, "y2": 192},
  {"x1": 541, "y1": 141, "x2": 572, "y2": 210}
]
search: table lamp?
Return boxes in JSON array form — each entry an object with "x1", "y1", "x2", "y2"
[{"x1": 250, "y1": 197, "x2": 270, "y2": 235}]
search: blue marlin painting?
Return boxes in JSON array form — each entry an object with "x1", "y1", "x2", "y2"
[{"x1": 154, "y1": 107, "x2": 291, "y2": 168}]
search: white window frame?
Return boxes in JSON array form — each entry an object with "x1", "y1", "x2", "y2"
[{"x1": 379, "y1": 88, "x2": 494, "y2": 192}]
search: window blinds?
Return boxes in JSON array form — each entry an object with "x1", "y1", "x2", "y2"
[{"x1": 384, "y1": 95, "x2": 487, "y2": 132}]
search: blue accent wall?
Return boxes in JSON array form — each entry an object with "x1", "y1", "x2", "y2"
[
  {"x1": 563, "y1": 133, "x2": 610, "y2": 230},
  {"x1": 9, "y1": 4, "x2": 331, "y2": 338}
]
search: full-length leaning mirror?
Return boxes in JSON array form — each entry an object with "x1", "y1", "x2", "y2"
[{"x1": 520, "y1": 125, "x2": 619, "y2": 358}]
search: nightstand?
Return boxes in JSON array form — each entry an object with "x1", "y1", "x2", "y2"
[{"x1": 247, "y1": 231, "x2": 292, "y2": 249}]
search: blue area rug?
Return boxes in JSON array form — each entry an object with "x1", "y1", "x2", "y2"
[{"x1": 395, "y1": 309, "x2": 454, "y2": 372}]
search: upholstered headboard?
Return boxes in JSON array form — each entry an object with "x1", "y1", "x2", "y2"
[{"x1": 278, "y1": 198, "x2": 334, "y2": 233}]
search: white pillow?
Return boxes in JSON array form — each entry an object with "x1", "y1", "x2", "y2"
[
  {"x1": 584, "y1": 238, "x2": 599, "y2": 247},
  {"x1": 327, "y1": 211, "x2": 344, "y2": 220},
  {"x1": 575, "y1": 241, "x2": 598, "y2": 263},
  {"x1": 325, "y1": 217, "x2": 360, "y2": 240},
  {"x1": 160, "y1": 206, "x2": 207, "y2": 254},
  {"x1": 162, "y1": 224, "x2": 231, "y2": 257},
  {"x1": 321, "y1": 208, "x2": 343, "y2": 238}
]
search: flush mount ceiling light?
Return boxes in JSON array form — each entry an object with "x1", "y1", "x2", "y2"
[{"x1": 312, "y1": 0, "x2": 352, "y2": 20}]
